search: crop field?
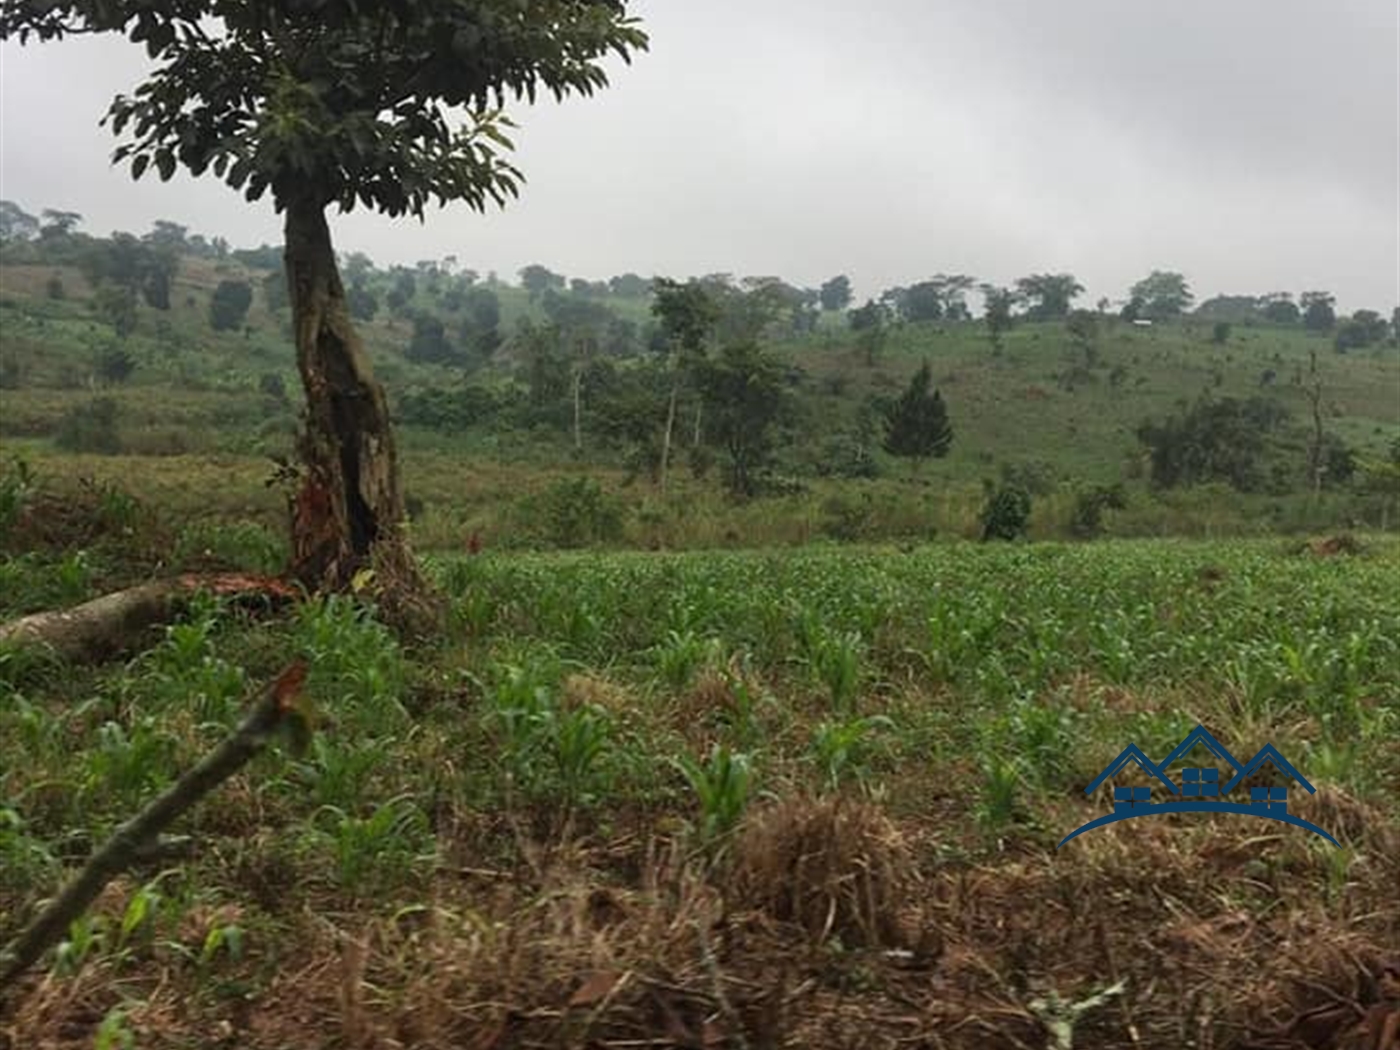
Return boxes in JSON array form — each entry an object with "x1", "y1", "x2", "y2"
[{"x1": 2, "y1": 513, "x2": 1397, "y2": 1047}]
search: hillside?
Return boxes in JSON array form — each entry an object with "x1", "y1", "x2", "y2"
[{"x1": 2, "y1": 226, "x2": 1398, "y2": 553}]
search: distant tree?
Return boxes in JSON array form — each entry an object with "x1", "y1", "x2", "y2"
[
  {"x1": 45, "y1": 274, "x2": 65, "y2": 299},
  {"x1": 1130, "y1": 270, "x2": 1193, "y2": 320},
  {"x1": 695, "y1": 342, "x2": 784, "y2": 497},
  {"x1": 39, "y1": 208, "x2": 83, "y2": 239},
  {"x1": 608, "y1": 272, "x2": 650, "y2": 297},
  {"x1": 653, "y1": 277, "x2": 721, "y2": 489},
  {"x1": 345, "y1": 281, "x2": 377, "y2": 322},
  {"x1": 94, "y1": 284, "x2": 138, "y2": 338},
  {"x1": 139, "y1": 247, "x2": 178, "y2": 310},
  {"x1": 1301, "y1": 291, "x2": 1337, "y2": 332},
  {"x1": 144, "y1": 219, "x2": 187, "y2": 249},
  {"x1": 341, "y1": 252, "x2": 375, "y2": 283},
  {"x1": 981, "y1": 285, "x2": 1016, "y2": 352},
  {"x1": 1015, "y1": 273, "x2": 1083, "y2": 321},
  {"x1": 902, "y1": 280, "x2": 945, "y2": 323},
  {"x1": 848, "y1": 299, "x2": 885, "y2": 332},
  {"x1": 0, "y1": 200, "x2": 40, "y2": 241},
  {"x1": 406, "y1": 313, "x2": 461, "y2": 365},
  {"x1": 1137, "y1": 396, "x2": 1289, "y2": 491},
  {"x1": 95, "y1": 343, "x2": 136, "y2": 384},
  {"x1": 882, "y1": 361, "x2": 953, "y2": 466},
  {"x1": 519, "y1": 263, "x2": 565, "y2": 300},
  {"x1": 1119, "y1": 295, "x2": 1144, "y2": 323},
  {"x1": 1392, "y1": 306, "x2": 1400, "y2": 341},
  {"x1": 1066, "y1": 309, "x2": 1100, "y2": 366},
  {"x1": 208, "y1": 279, "x2": 253, "y2": 331},
  {"x1": 819, "y1": 274, "x2": 853, "y2": 312},
  {"x1": 1350, "y1": 310, "x2": 1388, "y2": 344},
  {"x1": 1260, "y1": 292, "x2": 1301, "y2": 325},
  {"x1": 1195, "y1": 295, "x2": 1261, "y2": 324},
  {"x1": 1212, "y1": 321, "x2": 1231, "y2": 345}
]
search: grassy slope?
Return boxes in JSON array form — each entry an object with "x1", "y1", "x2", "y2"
[{"x1": 2, "y1": 254, "x2": 1399, "y2": 550}]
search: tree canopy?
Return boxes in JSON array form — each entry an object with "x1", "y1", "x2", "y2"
[
  {"x1": 883, "y1": 361, "x2": 953, "y2": 463},
  {"x1": 2, "y1": 1, "x2": 647, "y2": 220}
]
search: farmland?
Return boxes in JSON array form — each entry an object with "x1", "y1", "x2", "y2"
[{"x1": 2, "y1": 504, "x2": 1397, "y2": 1047}]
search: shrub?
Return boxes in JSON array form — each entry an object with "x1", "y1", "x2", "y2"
[
  {"x1": 54, "y1": 397, "x2": 122, "y2": 454},
  {"x1": 1069, "y1": 483, "x2": 1128, "y2": 539},
  {"x1": 980, "y1": 483, "x2": 1031, "y2": 541},
  {"x1": 529, "y1": 477, "x2": 624, "y2": 549}
]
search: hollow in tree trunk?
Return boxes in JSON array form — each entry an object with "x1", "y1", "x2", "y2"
[{"x1": 282, "y1": 197, "x2": 433, "y2": 626}]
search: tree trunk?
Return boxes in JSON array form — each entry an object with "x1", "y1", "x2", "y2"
[
  {"x1": 660, "y1": 372, "x2": 679, "y2": 492},
  {"x1": 693, "y1": 401, "x2": 703, "y2": 447},
  {"x1": 283, "y1": 198, "x2": 430, "y2": 623},
  {"x1": 572, "y1": 365, "x2": 583, "y2": 453}
]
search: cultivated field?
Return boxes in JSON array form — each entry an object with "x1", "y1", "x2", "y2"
[{"x1": 2, "y1": 500, "x2": 1397, "y2": 1047}]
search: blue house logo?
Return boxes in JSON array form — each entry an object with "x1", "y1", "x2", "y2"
[{"x1": 1058, "y1": 724, "x2": 1340, "y2": 849}]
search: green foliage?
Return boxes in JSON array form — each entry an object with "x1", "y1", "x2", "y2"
[
  {"x1": 208, "y1": 279, "x2": 252, "y2": 332},
  {"x1": 882, "y1": 361, "x2": 952, "y2": 464},
  {"x1": 808, "y1": 715, "x2": 895, "y2": 792},
  {"x1": 980, "y1": 483, "x2": 1031, "y2": 541},
  {"x1": 1212, "y1": 321, "x2": 1231, "y2": 344},
  {"x1": 675, "y1": 744, "x2": 753, "y2": 846},
  {"x1": 54, "y1": 396, "x2": 122, "y2": 454},
  {"x1": 1069, "y1": 483, "x2": 1127, "y2": 539},
  {"x1": 95, "y1": 342, "x2": 136, "y2": 384},
  {"x1": 1137, "y1": 396, "x2": 1290, "y2": 491},
  {"x1": 531, "y1": 476, "x2": 624, "y2": 549},
  {"x1": 2, "y1": 3, "x2": 648, "y2": 221},
  {"x1": 1015, "y1": 273, "x2": 1083, "y2": 321},
  {"x1": 94, "y1": 283, "x2": 138, "y2": 338},
  {"x1": 1130, "y1": 270, "x2": 1193, "y2": 320},
  {"x1": 1301, "y1": 291, "x2": 1336, "y2": 332},
  {"x1": 819, "y1": 274, "x2": 852, "y2": 312},
  {"x1": 696, "y1": 342, "x2": 785, "y2": 497}
]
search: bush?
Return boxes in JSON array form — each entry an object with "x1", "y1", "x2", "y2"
[
  {"x1": 821, "y1": 493, "x2": 872, "y2": 542},
  {"x1": 96, "y1": 344, "x2": 136, "y2": 385},
  {"x1": 54, "y1": 397, "x2": 122, "y2": 454},
  {"x1": 980, "y1": 483, "x2": 1031, "y2": 541},
  {"x1": 529, "y1": 477, "x2": 624, "y2": 549},
  {"x1": 1069, "y1": 483, "x2": 1127, "y2": 539},
  {"x1": 259, "y1": 372, "x2": 287, "y2": 400}
]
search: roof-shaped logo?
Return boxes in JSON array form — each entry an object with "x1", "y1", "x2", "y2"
[{"x1": 1059, "y1": 724, "x2": 1338, "y2": 849}]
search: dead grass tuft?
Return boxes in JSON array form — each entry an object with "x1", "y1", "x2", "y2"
[{"x1": 727, "y1": 794, "x2": 914, "y2": 948}]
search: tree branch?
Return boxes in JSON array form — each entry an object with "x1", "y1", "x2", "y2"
[{"x1": 0, "y1": 661, "x2": 309, "y2": 995}]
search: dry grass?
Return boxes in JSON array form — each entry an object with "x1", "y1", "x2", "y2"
[{"x1": 727, "y1": 795, "x2": 915, "y2": 949}]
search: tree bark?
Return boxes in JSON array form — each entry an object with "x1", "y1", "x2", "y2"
[
  {"x1": 659, "y1": 372, "x2": 679, "y2": 492},
  {"x1": 0, "y1": 575, "x2": 297, "y2": 664},
  {"x1": 283, "y1": 198, "x2": 432, "y2": 626},
  {"x1": 572, "y1": 365, "x2": 583, "y2": 453},
  {"x1": 0, "y1": 662, "x2": 308, "y2": 995}
]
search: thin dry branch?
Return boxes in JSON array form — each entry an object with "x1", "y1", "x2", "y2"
[{"x1": 0, "y1": 661, "x2": 309, "y2": 995}]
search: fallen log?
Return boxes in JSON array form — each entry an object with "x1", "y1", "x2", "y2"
[
  {"x1": 0, "y1": 574, "x2": 301, "y2": 664},
  {"x1": 0, "y1": 661, "x2": 309, "y2": 996}
]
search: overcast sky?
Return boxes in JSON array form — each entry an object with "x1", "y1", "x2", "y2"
[{"x1": 1, "y1": 0, "x2": 1397, "y2": 311}]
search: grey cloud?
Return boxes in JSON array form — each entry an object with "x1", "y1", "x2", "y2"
[{"x1": 1, "y1": 0, "x2": 1396, "y2": 310}]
